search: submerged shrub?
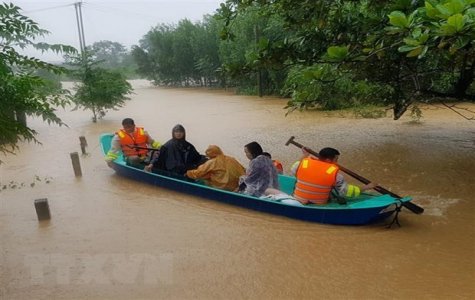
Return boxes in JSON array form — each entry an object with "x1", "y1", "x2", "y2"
[{"x1": 283, "y1": 64, "x2": 393, "y2": 113}]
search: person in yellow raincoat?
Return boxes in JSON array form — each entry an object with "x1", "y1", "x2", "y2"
[{"x1": 186, "y1": 145, "x2": 245, "y2": 191}]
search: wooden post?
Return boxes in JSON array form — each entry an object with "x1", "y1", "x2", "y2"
[
  {"x1": 70, "y1": 152, "x2": 82, "y2": 177},
  {"x1": 34, "y1": 198, "x2": 51, "y2": 221},
  {"x1": 79, "y1": 136, "x2": 88, "y2": 155}
]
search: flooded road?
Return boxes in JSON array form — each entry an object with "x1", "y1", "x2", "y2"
[{"x1": 1, "y1": 80, "x2": 474, "y2": 299}]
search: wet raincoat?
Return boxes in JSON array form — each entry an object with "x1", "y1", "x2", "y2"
[
  {"x1": 241, "y1": 155, "x2": 279, "y2": 197},
  {"x1": 186, "y1": 145, "x2": 246, "y2": 191}
]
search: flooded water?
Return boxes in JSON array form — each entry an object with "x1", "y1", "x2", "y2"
[{"x1": 1, "y1": 80, "x2": 474, "y2": 299}]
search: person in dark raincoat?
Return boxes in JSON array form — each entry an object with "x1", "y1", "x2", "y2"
[{"x1": 145, "y1": 124, "x2": 205, "y2": 176}]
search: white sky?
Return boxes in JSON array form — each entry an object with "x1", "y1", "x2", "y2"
[{"x1": 13, "y1": 0, "x2": 223, "y2": 62}]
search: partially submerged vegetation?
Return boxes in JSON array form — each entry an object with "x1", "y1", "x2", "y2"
[{"x1": 132, "y1": 0, "x2": 474, "y2": 120}]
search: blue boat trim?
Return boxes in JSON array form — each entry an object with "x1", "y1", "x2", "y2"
[{"x1": 100, "y1": 134, "x2": 412, "y2": 225}]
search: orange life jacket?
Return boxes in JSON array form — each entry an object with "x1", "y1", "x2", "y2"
[
  {"x1": 294, "y1": 157, "x2": 339, "y2": 204},
  {"x1": 117, "y1": 127, "x2": 148, "y2": 157},
  {"x1": 273, "y1": 160, "x2": 283, "y2": 174}
]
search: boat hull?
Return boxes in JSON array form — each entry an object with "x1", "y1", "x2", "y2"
[{"x1": 101, "y1": 134, "x2": 410, "y2": 225}]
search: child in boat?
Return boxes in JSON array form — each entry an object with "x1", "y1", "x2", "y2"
[{"x1": 186, "y1": 145, "x2": 245, "y2": 191}]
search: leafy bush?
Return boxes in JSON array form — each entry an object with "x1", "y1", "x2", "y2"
[{"x1": 283, "y1": 64, "x2": 394, "y2": 112}]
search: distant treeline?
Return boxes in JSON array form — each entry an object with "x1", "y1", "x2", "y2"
[
  {"x1": 59, "y1": 40, "x2": 140, "y2": 80},
  {"x1": 49, "y1": 1, "x2": 473, "y2": 119}
]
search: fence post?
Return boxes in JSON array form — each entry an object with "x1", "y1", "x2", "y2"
[
  {"x1": 34, "y1": 198, "x2": 51, "y2": 221},
  {"x1": 70, "y1": 152, "x2": 82, "y2": 177},
  {"x1": 79, "y1": 136, "x2": 88, "y2": 155}
]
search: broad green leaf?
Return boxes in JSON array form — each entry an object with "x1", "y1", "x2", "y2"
[
  {"x1": 412, "y1": 27, "x2": 422, "y2": 38},
  {"x1": 419, "y1": 46, "x2": 429, "y2": 58},
  {"x1": 419, "y1": 33, "x2": 429, "y2": 44},
  {"x1": 447, "y1": 14, "x2": 465, "y2": 31},
  {"x1": 327, "y1": 46, "x2": 348, "y2": 60},
  {"x1": 425, "y1": 1, "x2": 439, "y2": 19},
  {"x1": 438, "y1": 23, "x2": 457, "y2": 35},
  {"x1": 407, "y1": 47, "x2": 423, "y2": 57},
  {"x1": 404, "y1": 37, "x2": 421, "y2": 46},
  {"x1": 388, "y1": 11, "x2": 409, "y2": 28},
  {"x1": 398, "y1": 45, "x2": 419, "y2": 52},
  {"x1": 467, "y1": 8, "x2": 475, "y2": 20},
  {"x1": 436, "y1": 4, "x2": 452, "y2": 18},
  {"x1": 443, "y1": 0, "x2": 465, "y2": 15},
  {"x1": 385, "y1": 26, "x2": 405, "y2": 34}
]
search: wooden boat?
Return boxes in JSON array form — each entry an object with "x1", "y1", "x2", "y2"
[{"x1": 100, "y1": 134, "x2": 413, "y2": 225}]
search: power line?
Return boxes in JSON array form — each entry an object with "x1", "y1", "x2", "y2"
[{"x1": 22, "y1": 3, "x2": 75, "y2": 14}]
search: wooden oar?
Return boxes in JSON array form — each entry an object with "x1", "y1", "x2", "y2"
[
  {"x1": 127, "y1": 145, "x2": 156, "y2": 151},
  {"x1": 285, "y1": 136, "x2": 424, "y2": 214}
]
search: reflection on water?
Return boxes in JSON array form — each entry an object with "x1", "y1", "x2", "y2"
[{"x1": 1, "y1": 80, "x2": 474, "y2": 299}]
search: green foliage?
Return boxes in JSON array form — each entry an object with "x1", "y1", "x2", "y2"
[
  {"x1": 69, "y1": 52, "x2": 133, "y2": 122},
  {"x1": 0, "y1": 2, "x2": 76, "y2": 156},
  {"x1": 65, "y1": 40, "x2": 139, "y2": 79},
  {"x1": 352, "y1": 106, "x2": 388, "y2": 119},
  {"x1": 283, "y1": 64, "x2": 394, "y2": 112},
  {"x1": 409, "y1": 105, "x2": 423, "y2": 122},
  {"x1": 220, "y1": 0, "x2": 475, "y2": 119},
  {"x1": 130, "y1": 0, "x2": 474, "y2": 119},
  {"x1": 132, "y1": 17, "x2": 221, "y2": 86}
]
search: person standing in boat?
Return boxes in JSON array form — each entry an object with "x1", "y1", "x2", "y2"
[
  {"x1": 145, "y1": 124, "x2": 205, "y2": 176},
  {"x1": 238, "y1": 141, "x2": 279, "y2": 197},
  {"x1": 186, "y1": 145, "x2": 246, "y2": 191},
  {"x1": 290, "y1": 147, "x2": 376, "y2": 205},
  {"x1": 105, "y1": 118, "x2": 161, "y2": 169}
]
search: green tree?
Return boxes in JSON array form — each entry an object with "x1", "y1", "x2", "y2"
[
  {"x1": 70, "y1": 52, "x2": 133, "y2": 122},
  {"x1": 133, "y1": 17, "x2": 223, "y2": 86},
  {"x1": 90, "y1": 40, "x2": 127, "y2": 69},
  {"x1": 0, "y1": 3, "x2": 76, "y2": 156},
  {"x1": 218, "y1": 0, "x2": 474, "y2": 119}
]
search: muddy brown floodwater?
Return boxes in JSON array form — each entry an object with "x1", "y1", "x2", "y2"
[{"x1": 1, "y1": 80, "x2": 474, "y2": 299}]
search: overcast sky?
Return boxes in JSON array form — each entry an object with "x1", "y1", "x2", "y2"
[{"x1": 13, "y1": 0, "x2": 223, "y2": 62}]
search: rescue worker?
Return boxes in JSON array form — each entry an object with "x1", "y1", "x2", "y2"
[
  {"x1": 105, "y1": 118, "x2": 161, "y2": 169},
  {"x1": 291, "y1": 147, "x2": 376, "y2": 205}
]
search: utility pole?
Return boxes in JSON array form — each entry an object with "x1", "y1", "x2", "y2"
[{"x1": 74, "y1": 1, "x2": 86, "y2": 57}]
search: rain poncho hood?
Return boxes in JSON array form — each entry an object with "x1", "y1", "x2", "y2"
[
  {"x1": 186, "y1": 145, "x2": 245, "y2": 191},
  {"x1": 153, "y1": 125, "x2": 203, "y2": 175}
]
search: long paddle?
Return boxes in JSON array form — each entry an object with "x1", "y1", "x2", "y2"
[
  {"x1": 127, "y1": 145, "x2": 157, "y2": 151},
  {"x1": 285, "y1": 136, "x2": 424, "y2": 214}
]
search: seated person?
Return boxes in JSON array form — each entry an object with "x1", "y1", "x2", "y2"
[
  {"x1": 262, "y1": 152, "x2": 284, "y2": 174},
  {"x1": 239, "y1": 141, "x2": 279, "y2": 197},
  {"x1": 186, "y1": 145, "x2": 246, "y2": 191},
  {"x1": 290, "y1": 147, "x2": 376, "y2": 205},
  {"x1": 145, "y1": 124, "x2": 205, "y2": 176},
  {"x1": 105, "y1": 118, "x2": 161, "y2": 169}
]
